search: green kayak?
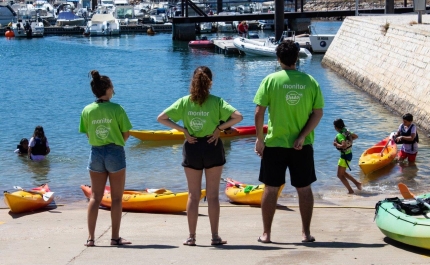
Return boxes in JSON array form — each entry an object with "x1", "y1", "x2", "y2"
[{"x1": 375, "y1": 194, "x2": 430, "y2": 250}]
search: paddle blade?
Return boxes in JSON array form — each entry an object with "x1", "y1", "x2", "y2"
[
  {"x1": 398, "y1": 183, "x2": 415, "y2": 199},
  {"x1": 13, "y1": 186, "x2": 23, "y2": 190},
  {"x1": 42, "y1": 192, "x2": 54, "y2": 201}
]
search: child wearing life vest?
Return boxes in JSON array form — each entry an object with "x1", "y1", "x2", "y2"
[
  {"x1": 333, "y1": 119, "x2": 362, "y2": 194},
  {"x1": 393, "y1": 113, "x2": 418, "y2": 163},
  {"x1": 28, "y1": 126, "x2": 50, "y2": 161},
  {"x1": 14, "y1": 138, "x2": 29, "y2": 155}
]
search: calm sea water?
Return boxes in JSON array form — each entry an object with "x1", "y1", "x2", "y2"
[{"x1": 1, "y1": 21, "x2": 429, "y2": 204}]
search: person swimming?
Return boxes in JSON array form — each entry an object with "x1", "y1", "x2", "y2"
[{"x1": 14, "y1": 138, "x2": 29, "y2": 155}]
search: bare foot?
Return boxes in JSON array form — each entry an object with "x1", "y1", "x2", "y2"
[
  {"x1": 257, "y1": 233, "x2": 271, "y2": 243},
  {"x1": 347, "y1": 190, "x2": 354, "y2": 194},
  {"x1": 356, "y1": 183, "x2": 362, "y2": 190},
  {"x1": 302, "y1": 235, "x2": 315, "y2": 242}
]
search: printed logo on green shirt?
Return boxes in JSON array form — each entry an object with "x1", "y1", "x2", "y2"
[
  {"x1": 96, "y1": 125, "x2": 110, "y2": 139},
  {"x1": 286, "y1": 91, "x2": 302, "y2": 105},
  {"x1": 190, "y1": 118, "x2": 205, "y2": 131}
]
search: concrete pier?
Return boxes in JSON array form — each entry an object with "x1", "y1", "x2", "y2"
[{"x1": 322, "y1": 14, "x2": 430, "y2": 132}]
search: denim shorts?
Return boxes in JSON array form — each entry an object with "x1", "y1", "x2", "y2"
[{"x1": 87, "y1": 144, "x2": 126, "y2": 173}]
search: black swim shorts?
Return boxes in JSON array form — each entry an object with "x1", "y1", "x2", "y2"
[{"x1": 182, "y1": 137, "x2": 226, "y2": 170}]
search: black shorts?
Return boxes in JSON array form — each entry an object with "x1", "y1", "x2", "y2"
[
  {"x1": 259, "y1": 145, "x2": 317, "y2": 188},
  {"x1": 182, "y1": 137, "x2": 226, "y2": 170}
]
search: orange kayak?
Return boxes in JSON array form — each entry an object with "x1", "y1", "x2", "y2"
[
  {"x1": 81, "y1": 185, "x2": 206, "y2": 213},
  {"x1": 359, "y1": 136, "x2": 397, "y2": 175},
  {"x1": 3, "y1": 184, "x2": 54, "y2": 213},
  {"x1": 130, "y1": 125, "x2": 268, "y2": 141}
]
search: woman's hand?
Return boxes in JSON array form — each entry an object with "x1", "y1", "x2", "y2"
[
  {"x1": 208, "y1": 127, "x2": 221, "y2": 145},
  {"x1": 184, "y1": 129, "x2": 197, "y2": 144}
]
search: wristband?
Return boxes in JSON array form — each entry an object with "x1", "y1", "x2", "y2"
[{"x1": 217, "y1": 126, "x2": 223, "y2": 132}]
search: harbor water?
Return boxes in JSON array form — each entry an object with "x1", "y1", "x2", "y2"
[{"x1": 1, "y1": 21, "x2": 429, "y2": 204}]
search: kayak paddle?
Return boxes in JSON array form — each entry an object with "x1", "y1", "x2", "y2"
[
  {"x1": 380, "y1": 132, "x2": 395, "y2": 156},
  {"x1": 398, "y1": 183, "x2": 430, "y2": 209},
  {"x1": 13, "y1": 186, "x2": 54, "y2": 201}
]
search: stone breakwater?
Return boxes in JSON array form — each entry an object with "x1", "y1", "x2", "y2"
[{"x1": 322, "y1": 15, "x2": 430, "y2": 132}]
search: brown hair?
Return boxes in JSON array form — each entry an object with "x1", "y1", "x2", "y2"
[
  {"x1": 89, "y1": 70, "x2": 113, "y2": 98},
  {"x1": 190, "y1": 66, "x2": 212, "y2": 106}
]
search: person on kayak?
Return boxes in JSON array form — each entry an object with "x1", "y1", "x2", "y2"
[
  {"x1": 333, "y1": 118, "x2": 362, "y2": 194},
  {"x1": 254, "y1": 40, "x2": 324, "y2": 243},
  {"x1": 79, "y1": 70, "x2": 133, "y2": 247},
  {"x1": 157, "y1": 66, "x2": 243, "y2": 246},
  {"x1": 393, "y1": 113, "x2": 419, "y2": 163}
]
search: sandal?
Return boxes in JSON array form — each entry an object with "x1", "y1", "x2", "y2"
[
  {"x1": 211, "y1": 234, "x2": 227, "y2": 245},
  {"x1": 110, "y1": 237, "x2": 132, "y2": 246},
  {"x1": 84, "y1": 239, "x2": 95, "y2": 247},
  {"x1": 183, "y1": 234, "x2": 196, "y2": 246}
]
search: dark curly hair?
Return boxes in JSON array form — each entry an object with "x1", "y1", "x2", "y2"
[
  {"x1": 333, "y1": 118, "x2": 346, "y2": 129},
  {"x1": 276, "y1": 40, "x2": 299, "y2": 67},
  {"x1": 89, "y1": 70, "x2": 113, "y2": 98},
  {"x1": 190, "y1": 66, "x2": 212, "y2": 106}
]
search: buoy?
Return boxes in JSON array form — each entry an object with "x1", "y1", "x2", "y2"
[
  {"x1": 5, "y1": 30, "x2": 15, "y2": 38},
  {"x1": 147, "y1": 27, "x2": 155, "y2": 35}
]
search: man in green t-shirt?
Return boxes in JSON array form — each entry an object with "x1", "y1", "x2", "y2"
[{"x1": 254, "y1": 40, "x2": 324, "y2": 243}]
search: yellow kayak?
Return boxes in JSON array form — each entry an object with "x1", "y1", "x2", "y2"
[
  {"x1": 130, "y1": 125, "x2": 268, "y2": 141},
  {"x1": 224, "y1": 178, "x2": 284, "y2": 205},
  {"x1": 359, "y1": 136, "x2": 397, "y2": 175},
  {"x1": 81, "y1": 185, "x2": 206, "y2": 213},
  {"x1": 3, "y1": 184, "x2": 54, "y2": 213}
]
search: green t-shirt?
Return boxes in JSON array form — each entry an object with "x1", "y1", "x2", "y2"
[
  {"x1": 253, "y1": 70, "x2": 324, "y2": 148},
  {"x1": 164, "y1": 95, "x2": 236, "y2": 137},
  {"x1": 79, "y1": 102, "x2": 132, "y2": 146}
]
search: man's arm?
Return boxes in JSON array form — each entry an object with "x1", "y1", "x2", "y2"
[{"x1": 294, "y1": 108, "x2": 323, "y2": 150}]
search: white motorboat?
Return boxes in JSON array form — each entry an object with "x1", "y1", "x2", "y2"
[
  {"x1": 11, "y1": 7, "x2": 44, "y2": 38},
  {"x1": 11, "y1": 19, "x2": 44, "y2": 38},
  {"x1": 309, "y1": 34, "x2": 335, "y2": 53},
  {"x1": 308, "y1": 26, "x2": 336, "y2": 53},
  {"x1": 233, "y1": 36, "x2": 312, "y2": 58},
  {"x1": 84, "y1": 13, "x2": 120, "y2": 36}
]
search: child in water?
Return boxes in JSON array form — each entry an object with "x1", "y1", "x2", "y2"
[
  {"x1": 28, "y1": 126, "x2": 50, "y2": 161},
  {"x1": 14, "y1": 138, "x2": 29, "y2": 155},
  {"x1": 333, "y1": 119, "x2": 362, "y2": 194}
]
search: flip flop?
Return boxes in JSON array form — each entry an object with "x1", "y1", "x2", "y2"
[
  {"x1": 111, "y1": 237, "x2": 132, "y2": 245},
  {"x1": 84, "y1": 239, "x2": 95, "y2": 247},
  {"x1": 301, "y1": 236, "x2": 315, "y2": 243},
  {"x1": 211, "y1": 237, "x2": 227, "y2": 245},
  {"x1": 257, "y1": 236, "x2": 272, "y2": 244}
]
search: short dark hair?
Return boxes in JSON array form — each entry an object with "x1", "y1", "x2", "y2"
[
  {"x1": 333, "y1": 118, "x2": 345, "y2": 129},
  {"x1": 402, "y1": 113, "x2": 413, "y2": 122},
  {"x1": 276, "y1": 40, "x2": 299, "y2": 67}
]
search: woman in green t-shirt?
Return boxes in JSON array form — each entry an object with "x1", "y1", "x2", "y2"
[
  {"x1": 79, "y1": 70, "x2": 133, "y2": 247},
  {"x1": 157, "y1": 66, "x2": 243, "y2": 246}
]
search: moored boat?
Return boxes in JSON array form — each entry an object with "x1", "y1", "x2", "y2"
[
  {"x1": 375, "y1": 194, "x2": 430, "y2": 250},
  {"x1": 3, "y1": 184, "x2": 54, "y2": 213},
  {"x1": 129, "y1": 125, "x2": 268, "y2": 141},
  {"x1": 224, "y1": 178, "x2": 284, "y2": 205},
  {"x1": 84, "y1": 13, "x2": 120, "y2": 36},
  {"x1": 359, "y1": 136, "x2": 397, "y2": 175},
  {"x1": 188, "y1": 38, "x2": 214, "y2": 48},
  {"x1": 233, "y1": 36, "x2": 312, "y2": 57},
  {"x1": 81, "y1": 185, "x2": 206, "y2": 213}
]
